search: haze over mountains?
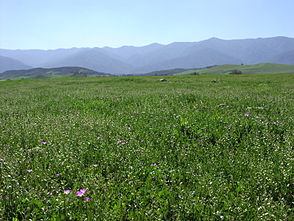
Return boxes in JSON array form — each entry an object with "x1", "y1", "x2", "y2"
[{"x1": 1, "y1": 36, "x2": 294, "y2": 74}]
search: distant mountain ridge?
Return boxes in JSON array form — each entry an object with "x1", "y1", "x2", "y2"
[
  {"x1": 0, "y1": 55, "x2": 31, "y2": 73},
  {"x1": 1, "y1": 36, "x2": 294, "y2": 74}
]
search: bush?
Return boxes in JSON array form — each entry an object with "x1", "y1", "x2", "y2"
[
  {"x1": 189, "y1": 72, "x2": 199, "y2": 75},
  {"x1": 229, "y1": 69, "x2": 242, "y2": 75}
]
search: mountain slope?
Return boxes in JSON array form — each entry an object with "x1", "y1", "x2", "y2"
[
  {"x1": 134, "y1": 47, "x2": 242, "y2": 73},
  {"x1": 1, "y1": 37, "x2": 294, "y2": 74},
  {"x1": 0, "y1": 55, "x2": 31, "y2": 72},
  {"x1": 42, "y1": 48, "x2": 133, "y2": 74},
  {"x1": 270, "y1": 50, "x2": 294, "y2": 65}
]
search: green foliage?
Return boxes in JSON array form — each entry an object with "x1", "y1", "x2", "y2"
[
  {"x1": 177, "y1": 63, "x2": 294, "y2": 75},
  {"x1": 229, "y1": 69, "x2": 242, "y2": 75},
  {"x1": 0, "y1": 67, "x2": 111, "y2": 80},
  {"x1": 0, "y1": 74, "x2": 293, "y2": 220}
]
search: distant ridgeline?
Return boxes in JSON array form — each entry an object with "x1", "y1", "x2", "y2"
[
  {"x1": 0, "y1": 67, "x2": 112, "y2": 80},
  {"x1": 1, "y1": 37, "x2": 294, "y2": 74}
]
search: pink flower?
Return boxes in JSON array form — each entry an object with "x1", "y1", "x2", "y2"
[
  {"x1": 0, "y1": 158, "x2": 4, "y2": 162},
  {"x1": 84, "y1": 197, "x2": 91, "y2": 201},
  {"x1": 140, "y1": 139, "x2": 145, "y2": 143},
  {"x1": 176, "y1": 115, "x2": 181, "y2": 118},
  {"x1": 76, "y1": 188, "x2": 87, "y2": 196},
  {"x1": 76, "y1": 191, "x2": 84, "y2": 197},
  {"x1": 92, "y1": 164, "x2": 100, "y2": 167},
  {"x1": 244, "y1": 113, "x2": 250, "y2": 117},
  {"x1": 63, "y1": 190, "x2": 71, "y2": 194},
  {"x1": 26, "y1": 169, "x2": 33, "y2": 172},
  {"x1": 40, "y1": 141, "x2": 48, "y2": 144},
  {"x1": 80, "y1": 188, "x2": 87, "y2": 193},
  {"x1": 117, "y1": 140, "x2": 126, "y2": 144},
  {"x1": 162, "y1": 155, "x2": 167, "y2": 158}
]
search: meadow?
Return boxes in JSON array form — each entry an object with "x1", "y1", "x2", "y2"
[{"x1": 0, "y1": 74, "x2": 293, "y2": 220}]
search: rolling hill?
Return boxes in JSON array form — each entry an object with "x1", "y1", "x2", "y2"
[
  {"x1": 176, "y1": 63, "x2": 294, "y2": 75},
  {"x1": 0, "y1": 67, "x2": 112, "y2": 80}
]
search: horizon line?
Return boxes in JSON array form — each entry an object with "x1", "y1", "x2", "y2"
[{"x1": 0, "y1": 36, "x2": 292, "y2": 51}]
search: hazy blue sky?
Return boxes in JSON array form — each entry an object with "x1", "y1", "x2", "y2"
[{"x1": 1, "y1": 0, "x2": 293, "y2": 49}]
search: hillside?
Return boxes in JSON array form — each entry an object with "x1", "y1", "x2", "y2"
[
  {"x1": 1, "y1": 37, "x2": 294, "y2": 74},
  {"x1": 176, "y1": 63, "x2": 294, "y2": 75},
  {"x1": 0, "y1": 66, "x2": 112, "y2": 80},
  {"x1": 0, "y1": 55, "x2": 31, "y2": 73}
]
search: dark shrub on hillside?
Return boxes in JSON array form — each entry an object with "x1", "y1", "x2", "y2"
[
  {"x1": 189, "y1": 72, "x2": 199, "y2": 75},
  {"x1": 229, "y1": 69, "x2": 242, "y2": 75},
  {"x1": 71, "y1": 72, "x2": 88, "y2": 78},
  {"x1": 33, "y1": 75, "x2": 49, "y2": 79}
]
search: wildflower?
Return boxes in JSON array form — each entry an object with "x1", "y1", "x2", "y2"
[
  {"x1": 76, "y1": 191, "x2": 84, "y2": 197},
  {"x1": 117, "y1": 140, "x2": 126, "y2": 144},
  {"x1": 139, "y1": 139, "x2": 145, "y2": 143},
  {"x1": 63, "y1": 190, "x2": 71, "y2": 194},
  {"x1": 26, "y1": 170, "x2": 33, "y2": 172},
  {"x1": 55, "y1": 173, "x2": 61, "y2": 176},
  {"x1": 76, "y1": 188, "x2": 87, "y2": 197},
  {"x1": 176, "y1": 115, "x2": 181, "y2": 118},
  {"x1": 40, "y1": 141, "x2": 48, "y2": 144},
  {"x1": 92, "y1": 164, "x2": 100, "y2": 167},
  {"x1": 84, "y1": 197, "x2": 91, "y2": 201},
  {"x1": 31, "y1": 147, "x2": 42, "y2": 152},
  {"x1": 225, "y1": 126, "x2": 231, "y2": 130},
  {"x1": 80, "y1": 188, "x2": 87, "y2": 193},
  {"x1": 243, "y1": 113, "x2": 250, "y2": 117},
  {"x1": 96, "y1": 136, "x2": 101, "y2": 140},
  {"x1": 150, "y1": 163, "x2": 160, "y2": 166},
  {"x1": 267, "y1": 121, "x2": 277, "y2": 125},
  {"x1": 162, "y1": 155, "x2": 167, "y2": 158},
  {"x1": 0, "y1": 158, "x2": 4, "y2": 162}
]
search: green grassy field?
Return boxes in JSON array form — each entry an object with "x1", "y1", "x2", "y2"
[
  {"x1": 177, "y1": 63, "x2": 294, "y2": 75},
  {"x1": 0, "y1": 74, "x2": 293, "y2": 220}
]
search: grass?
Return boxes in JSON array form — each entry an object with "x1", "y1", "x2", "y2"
[
  {"x1": 0, "y1": 67, "x2": 111, "y2": 81},
  {"x1": 0, "y1": 74, "x2": 293, "y2": 220},
  {"x1": 177, "y1": 63, "x2": 294, "y2": 75}
]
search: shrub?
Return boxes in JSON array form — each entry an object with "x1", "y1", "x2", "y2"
[{"x1": 229, "y1": 69, "x2": 242, "y2": 75}]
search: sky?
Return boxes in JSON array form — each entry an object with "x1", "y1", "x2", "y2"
[{"x1": 0, "y1": 0, "x2": 293, "y2": 49}]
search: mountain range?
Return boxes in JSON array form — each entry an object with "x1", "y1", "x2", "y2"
[{"x1": 1, "y1": 36, "x2": 294, "y2": 74}]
